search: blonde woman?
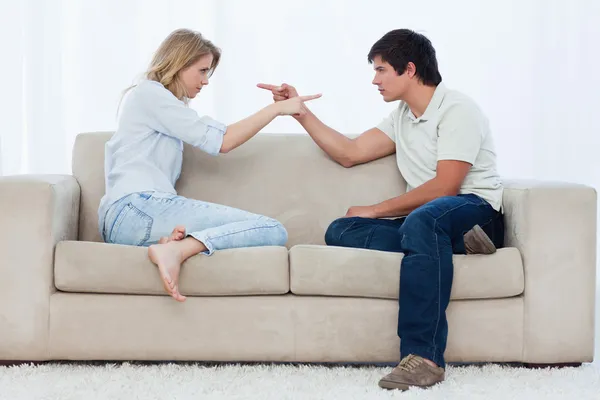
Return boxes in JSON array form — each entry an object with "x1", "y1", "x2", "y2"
[{"x1": 98, "y1": 29, "x2": 321, "y2": 302}]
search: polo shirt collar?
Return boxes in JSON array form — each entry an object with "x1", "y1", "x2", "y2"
[{"x1": 406, "y1": 82, "x2": 447, "y2": 123}]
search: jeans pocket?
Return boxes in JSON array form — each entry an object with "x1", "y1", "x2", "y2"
[{"x1": 107, "y1": 203, "x2": 154, "y2": 246}]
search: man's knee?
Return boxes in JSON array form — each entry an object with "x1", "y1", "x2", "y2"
[
  {"x1": 400, "y1": 207, "x2": 436, "y2": 235},
  {"x1": 324, "y1": 217, "x2": 357, "y2": 246},
  {"x1": 398, "y1": 208, "x2": 442, "y2": 253}
]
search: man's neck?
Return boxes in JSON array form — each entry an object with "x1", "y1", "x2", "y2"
[{"x1": 402, "y1": 84, "x2": 437, "y2": 118}]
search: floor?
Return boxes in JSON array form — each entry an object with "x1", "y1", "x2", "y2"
[{"x1": 0, "y1": 361, "x2": 599, "y2": 400}]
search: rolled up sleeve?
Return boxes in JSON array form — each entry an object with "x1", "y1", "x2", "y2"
[
  {"x1": 140, "y1": 81, "x2": 226, "y2": 156},
  {"x1": 195, "y1": 116, "x2": 226, "y2": 156}
]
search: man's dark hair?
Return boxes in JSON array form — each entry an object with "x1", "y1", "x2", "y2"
[{"x1": 368, "y1": 29, "x2": 442, "y2": 86}]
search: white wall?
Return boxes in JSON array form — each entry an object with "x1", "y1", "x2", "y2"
[{"x1": 4, "y1": 0, "x2": 599, "y2": 183}]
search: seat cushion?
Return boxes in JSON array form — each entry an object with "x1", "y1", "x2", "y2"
[
  {"x1": 289, "y1": 245, "x2": 524, "y2": 300},
  {"x1": 54, "y1": 241, "x2": 289, "y2": 296}
]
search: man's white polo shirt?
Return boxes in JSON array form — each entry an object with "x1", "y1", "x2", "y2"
[{"x1": 376, "y1": 82, "x2": 503, "y2": 212}]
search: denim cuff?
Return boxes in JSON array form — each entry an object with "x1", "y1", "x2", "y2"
[
  {"x1": 187, "y1": 232, "x2": 215, "y2": 256},
  {"x1": 400, "y1": 344, "x2": 446, "y2": 369}
]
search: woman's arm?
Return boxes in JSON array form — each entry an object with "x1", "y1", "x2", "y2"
[
  {"x1": 221, "y1": 94, "x2": 320, "y2": 153},
  {"x1": 140, "y1": 81, "x2": 320, "y2": 155}
]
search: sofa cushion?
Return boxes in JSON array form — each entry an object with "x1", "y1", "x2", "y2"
[
  {"x1": 289, "y1": 245, "x2": 524, "y2": 300},
  {"x1": 54, "y1": 241, "x2": 289, "y2": 296}
]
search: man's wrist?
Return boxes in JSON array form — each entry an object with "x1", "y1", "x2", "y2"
[
  {"x1": 371, "y1": 203, "x2": 386, "y2": 218},
  {"x1": 293, "y1": 113, "x2": 306, "y2": 123},
  {"x1": 372, "y1": 200, "x2": 406, "y2": 219}
]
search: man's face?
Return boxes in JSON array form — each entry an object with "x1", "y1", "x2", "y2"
[{"x1": 371, "y1": 56, "x2": 411, "y2": 102}]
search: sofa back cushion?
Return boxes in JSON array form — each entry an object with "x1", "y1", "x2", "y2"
[{"x1": 72, "y1": 132, "x2": 407, "y2": 246}]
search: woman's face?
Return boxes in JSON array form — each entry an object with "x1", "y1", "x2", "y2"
[{"x1": 179, "y1": 54, "x2": 213, "y2": 99}]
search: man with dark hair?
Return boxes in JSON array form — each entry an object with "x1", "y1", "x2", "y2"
[{"x1": 258, "y1": 28, "x2": 504, "y2": 391}]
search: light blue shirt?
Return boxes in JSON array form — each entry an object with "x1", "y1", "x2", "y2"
[{"x1": 98, "y1": 79, "x2": 226, "y2": 230}]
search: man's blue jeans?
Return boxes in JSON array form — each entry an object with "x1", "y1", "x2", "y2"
[{"x1": 324, "y1": 194, "x2": 504, "y2": 368}]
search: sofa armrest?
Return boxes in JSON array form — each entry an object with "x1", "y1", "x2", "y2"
[
  {"x1": 503, "y1": 179, "x2": 597, "y2": 363},
  {"x1": 0, "y1": 174, "x2": 80, "y2": 360}
]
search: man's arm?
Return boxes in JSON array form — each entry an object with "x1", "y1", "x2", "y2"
[
  {"x1": 347, "y1": 102, "x2": 485, "y2": 218},
  {"x1": 296, "y1": 107, "x2": 395, "y2": 167},
  {"x1": 257, "y1": 83, "x2": 395, "y2": 167},
  {"x1": 349, "y1": 160, "x2": 472, "y2": 218}
]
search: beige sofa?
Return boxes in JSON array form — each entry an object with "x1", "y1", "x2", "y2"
[{"x1": 0, "y1": 132, "x2": 596, "y2": 365}]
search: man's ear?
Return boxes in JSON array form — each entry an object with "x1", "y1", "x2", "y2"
[{"x1": 405, "y1": 62, "x2": 417, "y2": 79}]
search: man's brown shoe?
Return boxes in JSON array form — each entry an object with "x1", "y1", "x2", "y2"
[
  {"x1": 378, "y1": 355, "x2": 445, "y2": 391},
  {"x1": 464, "y1": 224, "x2": 496, "y2": 254}
]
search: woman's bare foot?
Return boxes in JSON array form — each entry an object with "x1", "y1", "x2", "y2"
[
  {"x1": 148, "y1": 235, "x2": 207, "y2": 302},
  {"x1": 148, "y1": 242, "x2": 187, "y2": 302}
]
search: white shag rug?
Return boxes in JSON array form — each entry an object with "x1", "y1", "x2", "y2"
[{"x1": 1, "y1": 362, "x2": 599, "y2": 400}]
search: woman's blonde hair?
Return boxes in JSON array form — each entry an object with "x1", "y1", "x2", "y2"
[
  {"x1": 120, "y1": 29, "x2": 221, "y2": 110},
  {"x1": 147, "y1": 28, "x2": 221, "y2": 101}
]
